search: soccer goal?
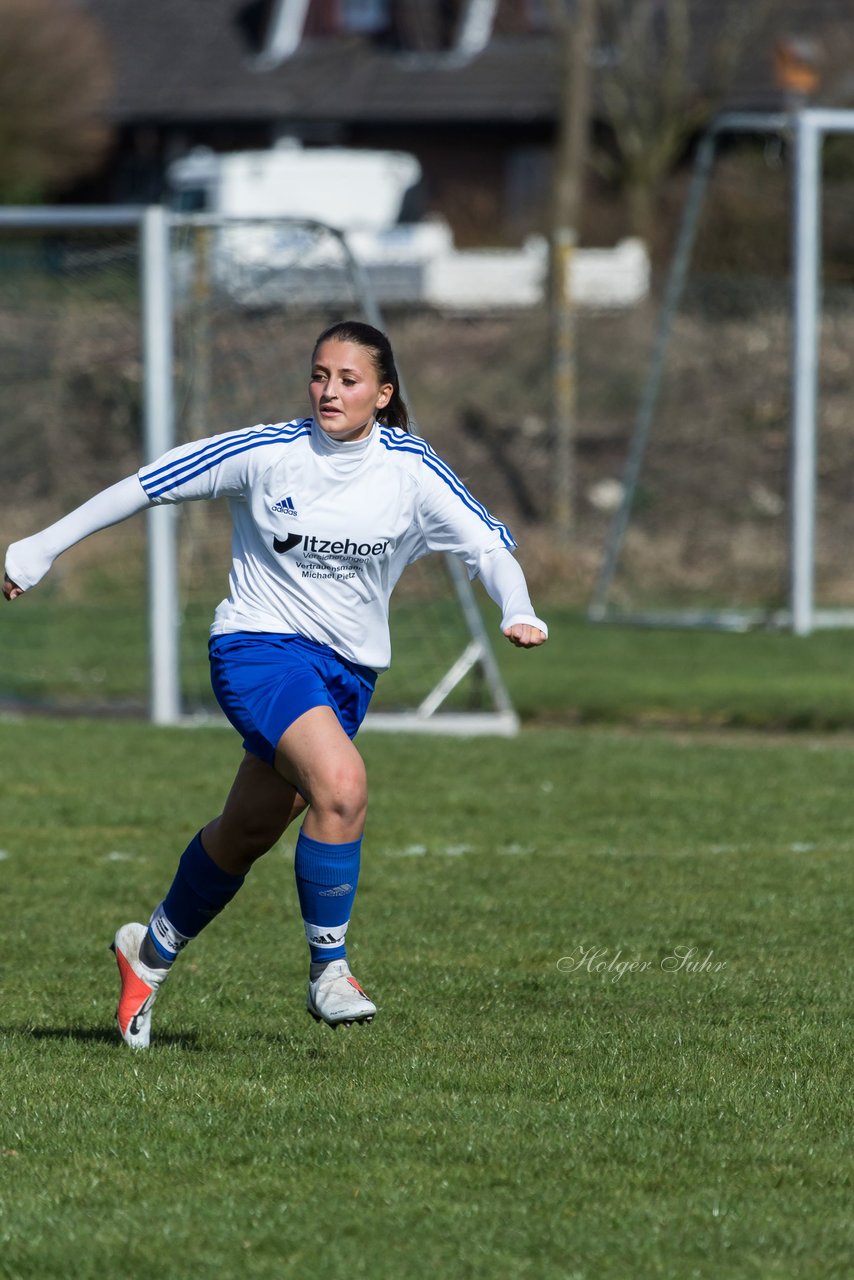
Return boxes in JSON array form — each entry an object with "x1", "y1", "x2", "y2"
[
  {"x1": 0, "y1": 206, "x2": 518, "y2": 733},
  {"x1": 589, "y1": 108, "x2": 854, "y2": 637}
]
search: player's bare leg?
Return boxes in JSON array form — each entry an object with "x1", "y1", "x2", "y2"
[
  {"x1": 273, "y1": 705, "x2": 367, "y2": 843},
  {"x1": 202, "y1": 751, "x2": 307, "y2": 875}
]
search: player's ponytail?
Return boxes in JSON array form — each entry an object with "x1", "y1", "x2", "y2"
[{"x1": 312, "y1": 320, "x2": 410, "y2": 431}]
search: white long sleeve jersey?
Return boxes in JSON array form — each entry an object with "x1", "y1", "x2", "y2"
[
  {"x1": 5, "y1": 417, "x2": 546, "y2": 672},
  {"x1": 137, "y1": 417, "x2": 543, "y2": 671}
]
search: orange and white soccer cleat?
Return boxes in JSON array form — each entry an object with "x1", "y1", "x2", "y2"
[
  {"x1": 110, "y1": 922, "x2": 169, "y2": 1049},
  {"x1": 306, "y1": 958, "x2": 376, "y2": 1028}
]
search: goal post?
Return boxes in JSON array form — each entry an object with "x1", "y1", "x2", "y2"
[
  {"x1": 588, "y1": 107, "x2": 854, "y2": 637},
  {"x1": 0, "y1": 204, "x2": 518, "y2": 733},
  {"x1": 141, "y1": 205, "x2": 180, "y2": 724}
]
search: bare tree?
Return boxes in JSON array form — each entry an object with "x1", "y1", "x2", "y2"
[
  {"x1": 594, "y1": 0, "x2": 772, "y2": 242},
  {"x1": 0, "y1": 0, "x2": 113, "y2": 202},
  {"x1": 547, "y1": 0, "x2": 597, "y2": 538}
]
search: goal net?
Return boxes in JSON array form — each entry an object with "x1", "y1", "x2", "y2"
[
  {"x1": 589, "y1": 110, "x2": 854, "y2": 634},
  {"x1": 0, "y1": 210, "x2": 516, "y2": 732}
]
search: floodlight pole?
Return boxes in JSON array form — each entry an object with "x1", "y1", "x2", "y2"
[{"x1": 790, "y1": 110, "x2": 821, "y2": 637}]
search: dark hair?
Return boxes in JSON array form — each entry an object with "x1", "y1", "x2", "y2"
[{"x1": 312, "y1": 320, "x2": 410, "y2": 430}]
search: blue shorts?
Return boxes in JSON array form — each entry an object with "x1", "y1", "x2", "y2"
[{"x1": 209, "y1": 632, "x2": 376, "y2": 766}]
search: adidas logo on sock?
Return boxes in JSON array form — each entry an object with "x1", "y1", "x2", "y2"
[
  {"x1": 318, "y1": 882, "x2": 354, "y2": 898},
  {"x1": 271, "y1": 495, "x2": 299, "y2": 517},
  {"x1": 308, "y1": 929, "x2": 346, "y2": 946}
]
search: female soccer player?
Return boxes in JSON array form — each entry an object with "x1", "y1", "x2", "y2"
[{"x1": 4, "y1": 321, "x2": 547, "y2": 1048}]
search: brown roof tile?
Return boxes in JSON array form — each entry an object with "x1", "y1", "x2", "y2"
[{"x1": 80, "y1": 0, "x2": 852, "y2": 126}]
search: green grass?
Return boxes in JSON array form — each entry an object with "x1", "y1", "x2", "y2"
[
  {"x1": 497, "y1": 606, "x2": 854, "y2": 730},
  {"x1": 8, "y1": 597, "x2": 854, "y2": 731},
  {"x1": 1, "y1": 718, "x2": 852, "y2": 1278}
]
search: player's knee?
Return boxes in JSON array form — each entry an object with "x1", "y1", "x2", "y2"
[{"x1": 316, "y1": 756, "x2": 367, "y2": 825}]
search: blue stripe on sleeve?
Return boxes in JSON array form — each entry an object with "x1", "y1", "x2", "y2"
[
  {"x1": 141, "y1": 421, "x2": 293, "y2": 488},
  {"x1": 140, "y1": 420, "x2": 311, "y2": 499},
  {"x1": 379, "y1": 427, "x2": 516, "y2": 550}
]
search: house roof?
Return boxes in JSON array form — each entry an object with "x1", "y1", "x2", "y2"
[
  {"x1": 80, "y1": 0, "x2": 852, "y2": 129},
  {"x1": 80, "y1": 0, "x2": 558, "y2": 125}
]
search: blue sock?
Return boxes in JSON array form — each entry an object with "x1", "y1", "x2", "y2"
[
  {"x1": 294, "y1": 830, "x2": 361, "y2": 965},
  {"x1": 146, "y1": 831, "x2": 246, "y2": 964}
]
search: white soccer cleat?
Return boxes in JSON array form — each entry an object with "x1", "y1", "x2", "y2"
[
  {"x1": 306, "y1": 958, "x2": 377, "y2": 1028},
  {"x1": 110, "y1": 922, "x2": 169, "y2": 1050}
]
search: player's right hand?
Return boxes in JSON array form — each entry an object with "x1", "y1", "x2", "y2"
[{"x1": 3, "y1": 574, "x2": 23, "y2": 601}]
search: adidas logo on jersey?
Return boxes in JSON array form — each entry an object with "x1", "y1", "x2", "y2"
[{"x1": 271, "y1": 495, "x2": 298, "y2": 517}]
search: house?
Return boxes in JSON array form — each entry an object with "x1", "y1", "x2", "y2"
[{"x1": 75, "y1": 0, "x2": 853, "y2": 244}]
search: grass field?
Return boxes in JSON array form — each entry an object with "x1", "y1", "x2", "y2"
[
  {"x1": 1, "y1": 711, "x2": 852, "y2": 1279},
  {"x1": 9, "y1": 594, "x2": 854, "y2": 733}
]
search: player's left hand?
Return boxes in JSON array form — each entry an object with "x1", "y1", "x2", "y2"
[
  {"x1": 3, "y1": 574, "x2": 23, "y2": 602},
  {"x1": 504, "y1": 623, "x2": 547, "y2": 649}
]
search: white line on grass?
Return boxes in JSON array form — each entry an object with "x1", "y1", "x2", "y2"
[{"x1": 385, "y1": 842, "x2": 537, "y2": 858}]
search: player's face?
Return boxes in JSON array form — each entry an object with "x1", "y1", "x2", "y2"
[{"x1": 309, "y1": 339, "x2": 393, "y2": 442}]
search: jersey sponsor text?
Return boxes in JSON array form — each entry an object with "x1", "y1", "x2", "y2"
[{"x1": 274, "y1": 533, "x2": 390, "y2": 557}]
